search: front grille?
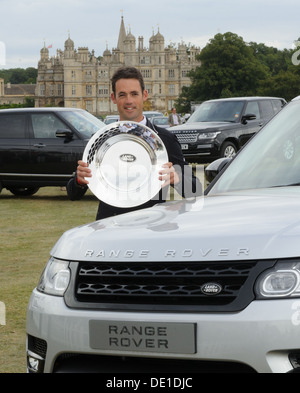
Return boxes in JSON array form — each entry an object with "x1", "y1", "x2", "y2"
[
  {"x1": 65, "y1": 260, "x2": 276, "y2": 312},
  {"x1": 173, "y1": 133, "x2": 198, "y2": 143}
]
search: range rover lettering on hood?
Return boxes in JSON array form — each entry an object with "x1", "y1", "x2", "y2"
[{"x1": 84, "y1": 248, "x2": 250, "y2": 259}]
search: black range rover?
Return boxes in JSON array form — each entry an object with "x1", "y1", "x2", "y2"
[
  {"x1": 0, "y1": 108, "x2": 105, "y2": 197},
  {"x1": 170, "y1": 97, "x2": 286, "y2": 162}
]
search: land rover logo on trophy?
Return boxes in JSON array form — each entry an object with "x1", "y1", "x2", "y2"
[
  {"x1": 120, "y1": 153, "x2": 136, "y2": 163},
  {"x1": 82, "y1": 121, "x2": 169, "y2": 208},
  {"x1": 201, "y1": 283, "x2": 223, "y2": 296}
]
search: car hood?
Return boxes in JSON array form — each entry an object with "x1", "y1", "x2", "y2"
[
  {"x1": 170, "y1": 121, "x2": 236, "y2": 132},
  {"x1": 51, "y1": 188, "x2": 300, "y2": 262}
]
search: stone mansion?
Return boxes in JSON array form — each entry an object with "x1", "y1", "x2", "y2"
[{"x1": 34, "y1": 17, "x2": 201, "y2": 115}]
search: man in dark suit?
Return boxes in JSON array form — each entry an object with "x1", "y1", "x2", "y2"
[{"x1": 68, "y1": 67, "x2": 202, "y2": 220}]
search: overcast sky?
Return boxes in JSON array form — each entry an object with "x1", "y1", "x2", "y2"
[{"x1": 0, "y1": 0, "x2": 299, "y2": 69}]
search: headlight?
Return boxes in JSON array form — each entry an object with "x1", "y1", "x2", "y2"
[
  {"x1": 37, "y1": 257, "x2": 71, "y2": 296},
  {"x1": 255, "y1": 261, "x2": 300, "y2": 298},
  {"x1": 198, "y1": 132, "x2": 221, "y2": 140}
]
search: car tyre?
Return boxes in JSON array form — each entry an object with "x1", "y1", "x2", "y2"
[
  {"x1": 8, "y1": 187, "x2": 40, "y2": 197},
  {"x1": 220, "y1": 142, "x2": 237, "y2": 158}
]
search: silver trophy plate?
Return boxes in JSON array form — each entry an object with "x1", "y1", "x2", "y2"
[{"x1": 82, "y1": 121, "x2": 169, "y2": 208}]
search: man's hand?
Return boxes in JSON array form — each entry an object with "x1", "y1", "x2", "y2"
[
  {"x1": 159, "y1": 162, "x2": 180, "y2": 188},
  {"x1": 76, "y1": 160, "x2": 92, "y2": 185}
]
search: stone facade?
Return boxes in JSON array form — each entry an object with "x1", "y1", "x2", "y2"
[
  {"x1": 0, "y1": 78, "x2": 36, "y2": 105},
  {"x1": 35, "y1": 17, "x2": 201, "y2": 115}
]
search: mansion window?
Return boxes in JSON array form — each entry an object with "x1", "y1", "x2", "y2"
[
  {"x1": 40, "y1": 84, "x2": 45, "y2": 96},
  {"x1": 99, "y1": 70, "x2": 108, "y2": 79},
  {"x1": 182, "y1": 70, "x2": 189, "y2": 78},
  {"x1": 141, "y1": 69, "x2": 152, "y2": 78},
  {"x1": 85, "y1": 71, "x2": 93, "y2": 81},
  {"x1": 98, "y1": 85, "x2": 109, "y2": 96},
  {"x1": 168, "y1": 69, "x2": 175, "y2": 79},
  {"x1": 86, "y1": 101, "x2": 93, "y2": 112},
  {"x1": 168, "y1": 84, "x2": 175, "y2": 95},
  {"x1": 71, "y1": 70, "x2": 76, "y2": 79},
  {"x1": 98, "y1": 100, "x2": 109, "y2": 112},
  {"x1": 57, "y1": 84, "x2": 63, "y2": 96},
  {"x1": 140, "y1": 56, "x2": 151, "y2": 65},
  {"x1": 86, "y1": 85, "x2": 92, "y2": 96},
  {"x1": 72, "y1": 85, "x2": 76, "y2": 96},
  {"x1": 145, "y1": 84, "x2": 152, "y2": 94}
]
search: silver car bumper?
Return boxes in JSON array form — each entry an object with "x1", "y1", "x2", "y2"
[{"x1": 26, "y1": 288, "x2": 300, "y2": 373}]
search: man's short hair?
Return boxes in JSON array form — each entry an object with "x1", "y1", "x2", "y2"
[{"x1": 111, "y1": 67, "x2": 145, "y2": 95}]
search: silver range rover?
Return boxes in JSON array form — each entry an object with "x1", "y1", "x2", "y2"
[{"x1": 27, "y1": 97, "x2": 300, "y2": 373}]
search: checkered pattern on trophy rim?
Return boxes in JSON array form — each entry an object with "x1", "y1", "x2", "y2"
[{"x1": 86, "y1": 126, "x2": 121, "y2": 164}]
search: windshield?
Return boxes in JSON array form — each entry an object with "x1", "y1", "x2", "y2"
[
  {"x1": 209, "y1": 100, "x2": 300, "y2": 194},
  {"x1": 153, "y1": 117, "x2": 169, "y2": 126},
  {"x1": 143, "y1": 112, "x2": 164, "y2": 119},
  {"x1": 60, "y1": 110, "x2": 105, "y2": 138},
  {"x1": 188, "y1": 100, "x2": 245, "y2": 123}
]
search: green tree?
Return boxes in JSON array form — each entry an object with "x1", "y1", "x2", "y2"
[
  {"x1": 252, "y1": 41, "x2": 300, "y2": 101},
  {"x1": 249, "y1": 43, "x2": 292, "y2": 75},
  {"x1": 192, "y1": 33, "x2": 268, "y2": 99},
  {"x1": 175, "y1": 33, "x2": 275, "y2": 112},
  {"x1": 258, "y1": 70, "x2": 300, "y2": 101},
  {"x1": 0, "y1": 67, "x2": 37, "y2": 84}
]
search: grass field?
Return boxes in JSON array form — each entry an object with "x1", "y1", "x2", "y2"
[{"x1": 0, "y1": 187, "x2": 99, "y2": 373}]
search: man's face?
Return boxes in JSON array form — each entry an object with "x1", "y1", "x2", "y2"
[{"x1": 111, "y1": 78, "x2": 148, "y2": 122}]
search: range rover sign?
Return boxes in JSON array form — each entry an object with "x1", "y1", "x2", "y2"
[{"x1": 89, "y1": 321, "x2": 196, "y2": 354}]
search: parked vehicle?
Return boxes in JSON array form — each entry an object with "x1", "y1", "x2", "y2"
[
  {"x1": 0, "y1": 108, "x2": 105, "y2": 197},
  {"x1": 104, "y1": 115, "x2": 119, "y2": 125},
  {"x1": 150, "y1": 116, "x2": 170, "y2": 129},
  {"x1": 170, "y1": 97, "x2": 286, "y2": 161},
  {"x1": 26, "y1": 96, "x2": 300, "y2": 373},
  {"x1": 143, "y1": 111, "x2": 164, "y2": 119}
]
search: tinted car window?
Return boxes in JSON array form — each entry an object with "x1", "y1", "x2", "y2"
[
  {"x1": 272, "y1": 99, "x2": 283, "y2": 113},
  {"x1": 153, "y1": 117, "x2": 169, "y2": 126},
  {"x1": 245, "y1": 101, "x2": 260, "y2": 119},
  {"x1": 31, "y1": 114, "x2": 70, "y2": 138},
  {"x1": 188, "y1": 101, "x2": 245, "y2": 123},
  {"x1": 260, "y1": 100, "x2": 274, "y2": 119},
  {"x1": 0, "y1": 114, "x2": 27, "y2": 138},
  {"x1": 59, "y1": 110, "x2": 104, "y2": 138}
]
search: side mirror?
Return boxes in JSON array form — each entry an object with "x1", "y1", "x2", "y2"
[
  {"x1": 56, "y1": 129, "x2": 74, "y2": 139},
  {"x1": 205, "y1": 158, "x2": 232, "y2": 183},
  {"x1": 242, "y1": 113, "x2": 256, "y2": 124}
]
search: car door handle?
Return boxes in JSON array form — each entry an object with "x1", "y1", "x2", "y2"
[{"x1": 33, "y1": 143, "x2": 46, "y2": 148}]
